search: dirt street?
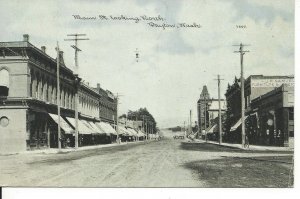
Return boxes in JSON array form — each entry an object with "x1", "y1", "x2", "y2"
[{"x1": 0, "y1": 130, "x2": 293, "y2": 187}]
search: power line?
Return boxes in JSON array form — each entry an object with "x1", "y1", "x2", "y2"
[{"x1": 64, "y1": 33, "x2": 89, "y2": 75}]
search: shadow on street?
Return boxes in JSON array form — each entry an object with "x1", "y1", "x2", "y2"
[{"x1": 184, "y1": 155, "x2": 294, "y2": 188}]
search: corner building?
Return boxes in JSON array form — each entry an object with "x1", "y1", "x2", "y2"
[
  {"x1": 0, "y1": 35, "x2": 117, "y2": 154},
  {"x1": 224, "y1": 75, "x2": 294, "y2": 146}
]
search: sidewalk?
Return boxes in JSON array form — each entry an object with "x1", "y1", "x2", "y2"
[
  {"x1": 9, "y1": 140, "x2": 154, "y2": 155},
  {"x1": 184, "y1": 139, "x2": 294, "y2": 152}
]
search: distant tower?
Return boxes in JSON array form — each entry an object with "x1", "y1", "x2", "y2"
[
  {"x1": 200, "y1": 85, "x2": 210, "y2": 100},
  {"x1": 197, "y1": 85, "x2": 210, "y2": 137}
]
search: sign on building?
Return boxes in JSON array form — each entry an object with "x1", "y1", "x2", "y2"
[{"x1": 251, "y1": 78, "x2": 294, "y2": 88}]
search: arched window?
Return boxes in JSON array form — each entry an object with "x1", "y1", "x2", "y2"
[{"x1": 0, "y1": 68, "x2": 9, "y2": 97}]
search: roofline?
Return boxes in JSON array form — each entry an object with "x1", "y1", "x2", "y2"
[
  {"x1": 0, "y1": 41, "x2": 74, "y2": 74},
  {"x1": 246, "y1": 74, "x2": 294, "y2": 81}
]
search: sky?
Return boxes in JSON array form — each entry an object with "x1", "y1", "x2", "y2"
[{"x1": 0, "y1": 0, "x2": 294, "y2": 128}]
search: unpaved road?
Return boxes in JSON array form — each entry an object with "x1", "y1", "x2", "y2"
[{"x1": 0, "y1": 130, "x2": 293, "y2": 187}]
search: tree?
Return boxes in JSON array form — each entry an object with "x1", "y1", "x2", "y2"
[
  {"x1": 119, "y1": 114, "x2": 127, "y2": 119},
  {"x1": 126, "y1": 108, "x2": 158, "y2": 133}
]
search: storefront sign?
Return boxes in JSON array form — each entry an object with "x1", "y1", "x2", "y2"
[{"x1": 251, "y1": 78, "x2": 294, "y2": 88}]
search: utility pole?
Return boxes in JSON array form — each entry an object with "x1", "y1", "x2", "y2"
[
  {"x1": 143, "y1": 115, "x2": 145, "y2": 134},
  {"x1": 56, "y1": 42, "x2": 61, "y2": 150},
  {"x1": 234, "y1": 43, "x2": 250, "y2": 148},
  {"x1": 151, "y1": 122, "x2": 153, "y2": 139},
  {"x1": 150, "y1": 122, "x2": 153, "y2": 139},
  {"x1": 135, "y1": 113, "x2": 138, "y2": 141},
  {"x1": 116, "y1": 94, "x2": 120, "y2": 144},
  {"x1": 197, "y1": 102, "x2": 200, "y2": 139},
  {"x1": 215, "y1": 75, "x2": 224, "y2": 144},
  {"x1": 114, "y1": 93, "x2": 123, "y2": 143},
  {"x1": 64, "y1": 34, "x2": 89, "y2": 149},
  {"x1": 204, "y1": 96, "x2": 207, "y2": 142},
  {"x1": 189, "y1": 110, "x2": 192, "y2": 135},
  {"x1": 146, "y1": 121, "x2": 148, "y2": 140}
]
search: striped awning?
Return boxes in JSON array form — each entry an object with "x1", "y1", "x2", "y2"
[
  {"x1": 96, "y1": 122, "x2": 117, "y2": 135},
  {"x1": 127, "y1": 128, "x2": 138, "y2": 136},
  {"x1": 87, "y1": 121, "x2": 106, "y2": 135},
  {"x1": 230, "y1": 116, "x2": 249, "y2": 132},
  {"x1": 65, "y1": 117, "x2": 94, "y2": 134},
  {"x1": 137, "y1": 130, "x2": 145, "y2": 137},
  {"x1": 118, "y1": 126, "x2": 132, "y2": 136},
  {"x1": 49, "y1": 113, "x2": 74, "y2": 134},
  {"x1": 207, "y1": 124, "x2": 217, "y2": 134}
]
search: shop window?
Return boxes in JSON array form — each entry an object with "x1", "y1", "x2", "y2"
[{"x1": 0, "y1": 69, "x2": 9, "y2": 97}]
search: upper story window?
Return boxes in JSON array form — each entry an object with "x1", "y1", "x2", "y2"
[{"x1": 0, "y1": 68, "x2": 9, "y2": 97}]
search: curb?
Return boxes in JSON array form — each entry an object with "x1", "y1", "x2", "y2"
[
  {"x1": 182, "y1": 140, "x2": 294, "y2": 152},
  {"x1": 1, "y1": 139, "x2": 156, "y2": 156}
]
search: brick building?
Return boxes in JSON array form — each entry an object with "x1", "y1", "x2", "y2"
[
  {"x1": 0, "y1": 34, "x2": 118, "y2": 154},
  {"x1": 224, "y1": 75, "x2": 294, "y2": 146},
  {"x1": 249, "y1": 84, "x2": 294, "y2": 147}
]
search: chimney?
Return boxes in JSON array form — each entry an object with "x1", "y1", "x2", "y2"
[
  {"x1": 97, "y1": 83, "x2": 101, "y2": 89},
  {"x1": 23, "y1": 34, "x2": 29, "y2": 42},
  {"x1": 41, "y1": 46, "x2": 46, "y2": 53}
]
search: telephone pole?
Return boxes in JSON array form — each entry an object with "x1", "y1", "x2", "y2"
[
  {"x1": 56, "y1": 42, "x2": 61, "y2": 150},
  {"x1": 204, "y1": 96, "x2": 207, "y2": 142},
  {"x1": 116, "y1": 94, "x2": 120, "y2": 144},
  {"x1": 234, "y1": 43, "x2": 250, "y2": 148},
  {"x1": 215, "y1": 74, "x2": 224, "y2": 144},
  {"x1": 113, "y1": 93, "x2": 123, "y2": 143},
  {"x1": 143, "y1": 115, "x2": 145, "y2": 133},
  {"x1": 64, "y1": 34, "x2": 89, "y2": 149},
  {"x1": 189, "y1": 110, "x2": 192, "y2": 135}
]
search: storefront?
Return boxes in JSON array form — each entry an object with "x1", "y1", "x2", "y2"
[
  {"x1": 95, "y1": 122, "x2": 118, "y2": 143},
  {"x1": 250, "y1": 84, "x2": 294, "y2": 147}
]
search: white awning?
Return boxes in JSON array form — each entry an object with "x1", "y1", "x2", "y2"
[
  {"x1": 86, "y1": 121, "x2": 105, "y2": 135},
  {"x1": 137, "y1": 130, "x2": 145, "y2": 137},
  {"x1": 49, "y1": 113, "x2": 74, "y2": 134},
  {"x1": 230, "y1": 116, "x2": 249, "y2": 132},
  {"x1": 207, "y1": 124, "x2": 217, "y2": 134},
  {"x1": 96, "y1": 122, "x2": 117, "y2": 135},
  {"x1": 95, "y1": 122, "x2": 110, "y2": 135},
  {"x1": 127, "y1": 128, "x2": 138, "y2": 136},
  {"x1": 104, "y1": 122, "x2": 117, "y2": 135},
  {"x1": 65, "y1": 117, "x2": 94, "y2": 134},
  {"x1": 118, "y1": 126, "x2": 132, "y2": 136}
]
